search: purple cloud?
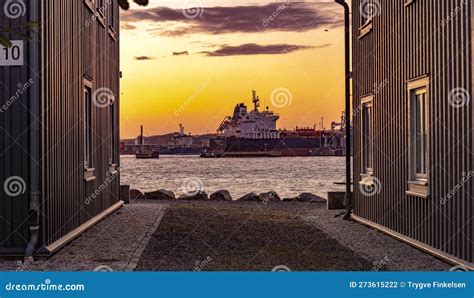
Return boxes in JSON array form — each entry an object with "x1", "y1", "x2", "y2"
[
  {"x1": 201, "y1": 43, "x2": 316, "y2": 57},
  {"x1": 172, "y1": 51, "x2": 189, "y2": 56},
  {"x1": 121, "y1": 2, "x2": 342, "y2": 36},
  {"x1": 135, "y1": 56, "x2": 155, "y2": 60}
]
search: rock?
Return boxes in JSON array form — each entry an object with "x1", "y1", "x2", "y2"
[
  {"x1": 178, "y1": 191, "x2": 209, "y2": 200},
  {"x1": 130, "y1": 189, "x2": 145, "y2": 201},
  {"x1": 281, "y1": 197, "x2": 298, "y2": 202},
  {"x1": 237, "y1": 192, "x2": 260, "y2": 202},
  {"x1": 298, "y1": 192, "x2": 326, "y2": 203},
  {"x1": 259, "y1": 191, "x2": 281, "y2": 203},
  {"x1": 145, "y1": 189, "x2": 175, "y2": 200},
  {"x1": 210, "y1": 190, "x2": 233, "y2": 201}
]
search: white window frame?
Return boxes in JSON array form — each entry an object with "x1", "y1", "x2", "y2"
[
  {"x1": 360, "y1": 94, "x2": 374, "y2": 176},
  {"x1": 407, "y1": 76, "x2": 430, "y2": 198},
  {"x1": 83, "y1": 83, "x2": 93, "y2": 169}
]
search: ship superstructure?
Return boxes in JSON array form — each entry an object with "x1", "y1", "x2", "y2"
[{"x1": 217, "y1": 91, "x2": 280, "y2": 139}]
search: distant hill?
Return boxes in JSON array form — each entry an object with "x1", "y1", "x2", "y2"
[{"x1": 122, "y1": 133, "x2": 216, "y2": 146}]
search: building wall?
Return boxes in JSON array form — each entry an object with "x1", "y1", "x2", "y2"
[
  {"x1": 40, "y1": 0, "x2": 120, "y2": 248},
  {"x1": 0, "y1": 0, "x2": 33, "y2": 252},
  {"x1": 352, "y1": 0, "x2": 473, "y2": 264},
  {"x1": 0, "y1": 0, "x2": 120, "y2": 254}
]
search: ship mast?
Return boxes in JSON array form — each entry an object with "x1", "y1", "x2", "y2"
[{"x1": 252, "y1": 90, "x2": 260, "y2": 111}]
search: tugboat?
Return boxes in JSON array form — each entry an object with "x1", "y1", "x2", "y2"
[{"x1": 135, "y1": 126, "x2": 159, "y2": 159}]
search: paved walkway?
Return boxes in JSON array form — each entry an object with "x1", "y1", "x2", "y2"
[
  {"x1": 0, "y1": 200, "x2": 452, "y2": 271},
  {"x1": 0, "y1": 203, "x2": 167, "y2": 271}
]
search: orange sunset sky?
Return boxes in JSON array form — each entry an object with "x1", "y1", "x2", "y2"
[{"x1": 119, "y1": 0, "x2": 347, "y2": 138}]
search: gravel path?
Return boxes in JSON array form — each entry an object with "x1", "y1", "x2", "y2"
[{"x1": 0, "y1": 203, "x2": 166, "y2": 271}]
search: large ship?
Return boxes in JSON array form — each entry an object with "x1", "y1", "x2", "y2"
[{"x1": 203, "y1": 91, "x2": 346, "y2": 158}]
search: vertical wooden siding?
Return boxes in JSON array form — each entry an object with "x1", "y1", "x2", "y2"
[
  {"x1": 0, "y1": 1, "x2": 32, "y2": 251},
  {"x1": 352, "y1": 0, "x2": 473, "y2": 264},
  {"x1": 40, "y1": 0, "x2": 120, "y2": 246}
]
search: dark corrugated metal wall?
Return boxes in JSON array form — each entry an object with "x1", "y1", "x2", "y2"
[
  {"x1": 41, "y1": 0, "x2": 120, "y2": 246},
  {"x1": 352, "y1": 0, "x2": 473, "y2": 264},
  {"x1": 0, "y1": 0, "x2": 120, "y2": 253},
  {"x1": 0, "y1": 0, "x2": 33, "y2": 252}
]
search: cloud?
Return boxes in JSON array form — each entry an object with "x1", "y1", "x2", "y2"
[
  {"x1": 172, "y1": 51, "x2": 189, "y2": 56},
  {"x1": 201, "y1": 43, "x2": 314, "y2": 57},
  {"x1": 135, "y1": 56, "x2": 155, "y2": 60},
  {"x1": 121, "y1": 23, "x2": 136, "y2": 30},
  {"x1": 121, "y1": 2, "x2": 342, "y2": 36}
]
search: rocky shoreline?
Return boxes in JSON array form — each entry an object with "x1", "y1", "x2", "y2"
[{"x1": 129, "y1": 189, "x2": 327, "y2": 204}]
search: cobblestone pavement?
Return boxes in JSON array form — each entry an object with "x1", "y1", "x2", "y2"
[
  {"x1": 0, "y1": 203, "x2": 167, "y2": 271},
  {"x1": 298, "y1": 206, "x2": 451, "y2": 271},
  {"x1": 0, "y1": 200, "x2": 452, "y2": 271}
]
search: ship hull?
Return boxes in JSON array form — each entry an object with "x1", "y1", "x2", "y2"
[{"x1": 208, "y1": 137, "x2": 344, "y2": 157}]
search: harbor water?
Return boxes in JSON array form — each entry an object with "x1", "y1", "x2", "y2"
[{"x1": 120, "y1": 155, "x2": 348, "y2": 199}]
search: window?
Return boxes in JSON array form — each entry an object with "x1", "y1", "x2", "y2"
[
  {"x1": 361, "y1": 95, "x2": 373, "y2": 175},
  {"x1": 97, "y1": 0, "x2": 105, "y2": 15},
  {"x1": 359, "y1": 0, "x2": 374, "y2": 38},
  {"x1": 84, "y1": 86, "x2": 93, "y2": 168},
  {"x1": 109, "y1": 0, "x2": 115, "y2": 28},
  {"x1": 410, "y1": 87, "x2": 428, "y2": 180},
  {"x1": 406, "y1": 76, "x2": 429, "y2": 197}
]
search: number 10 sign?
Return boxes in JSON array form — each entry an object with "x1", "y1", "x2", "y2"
[{"x1": 0, "y1": 40, "x2": 24, "y2": 66}]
